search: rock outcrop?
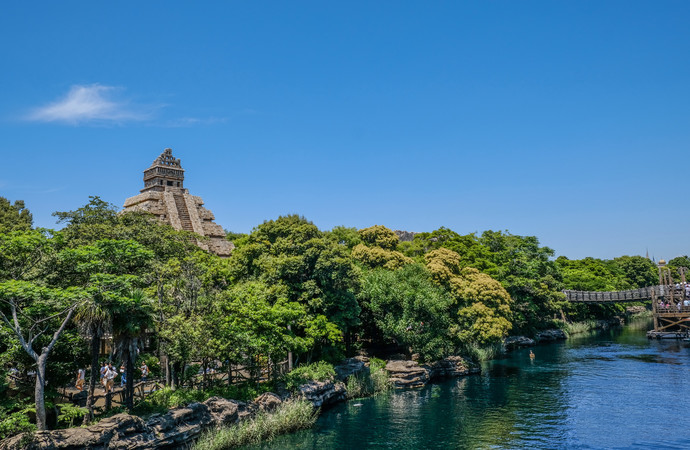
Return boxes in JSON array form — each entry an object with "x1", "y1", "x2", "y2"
[
  {"x1": 428, "y1": 356, "x2": 479, "y2": 379},
  {"x1": 334, "y1": 356, "x2": 369, "y2": 381},
  {"x1": 535, "y1": 329, "x2": 568, "y2": 342},
  {"x1": 0, "y1": 396, "x2": 250, "y2": 450},
  {"x1": 386, "y1": 357, "x2": 478, "y2": 388},
  {"x1": 297, "y1": 381, "x2": 347, "y2": 408},
  {"x1": 504, "y1": 336, "x2": 536, "y2": 349}
]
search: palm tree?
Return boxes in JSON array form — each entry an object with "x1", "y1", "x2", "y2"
[
  {"x1": 74, "y1": 294, "x2": 112, "y2": 424},
  {"x1": 112, "y1": 288, "x2": 155, "y2": 410}
]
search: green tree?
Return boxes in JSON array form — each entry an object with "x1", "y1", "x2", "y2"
[
  {"x1": 0, "y1": 281, "x2": 85, "y2": 430},
  {"x1": 358, "y1": 264, "x2": 453, "y2": 362},
  {"x1": 351, "y1": 225, "x2": 413, "y2": 270},
  {"x1": 112, "y1": 288, "x2": 155, "y2": 410},
  {"x1": 230, "y1": 215, "x2": 360, "y2": 359},
  {"x1": 425, "y1": 248, "x2": 513, "y2": 346},
  {"x1": 0, "y1": 197, "x2": 33, "y2": 233}
]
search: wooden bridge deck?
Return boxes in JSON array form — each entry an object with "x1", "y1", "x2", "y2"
[{"x1": 563, "y1": 286, "x2": 686, "y2": 303}]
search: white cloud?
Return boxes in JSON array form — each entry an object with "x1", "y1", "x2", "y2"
[{"x1": 27, "y1": 84, "x2": 151, "y2": 124}]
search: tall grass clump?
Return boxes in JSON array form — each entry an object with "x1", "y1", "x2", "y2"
[
  {"x1": 193, "y1": 399, "x2": 318, "y2": 450},
  {"x1": 346, "y1": 358, "x2": 391, "y2": 399},
  {"x1": 564, "y1": 320, "x2": 597, "y2": 337},
  {"x1": 466, "y1": 342, "x2": 505, "y2": 362}
]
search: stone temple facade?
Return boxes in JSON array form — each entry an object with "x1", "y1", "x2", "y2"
[{"x1": 123, "y1": 148, "x2": 234, "y2": 257}]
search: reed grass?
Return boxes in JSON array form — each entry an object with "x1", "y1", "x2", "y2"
[
  {"x1": 193, "y1": 399, "x2": 318, "y2": 450},
  {"x1": 564, "y1": 320, "x2": 597, "y2": 336}
]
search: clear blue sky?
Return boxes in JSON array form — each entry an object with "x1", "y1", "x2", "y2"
[{"x1": 1, "y1": 2, "x2": 688, "y2": 260}]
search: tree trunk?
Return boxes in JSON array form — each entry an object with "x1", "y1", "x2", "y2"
[
  {"x1": 34, "y1": 354, "x2": 48, "y2": 431},
  {"x1": 125, "y1": 348, "x2": 135, "y2": 411},
  {"x1": 83, "y1": 331, "x2": 100, "y2": 425},
  {"x1": 164, "y1": 354, "x2": 171, "y2": 387}
]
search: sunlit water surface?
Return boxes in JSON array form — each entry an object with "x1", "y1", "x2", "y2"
[{"x1": 244, "y1": 320, "x2": 690, "y2": 449}]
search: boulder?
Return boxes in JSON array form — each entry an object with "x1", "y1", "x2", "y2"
[
  {"x1": 428, "y1": 356, "x2": 479, "y2": 379},
  {"x1": 297, "y1": 380, "x2": 347, "y2": 408},
  {"x1": 254, "y1": 392, "x2": 282, "y2": 413},
  {"x1": 385, "y1": 360, "x2": 430, "y2": 388},
  {"x1": 204, "y1": 396, "x2": 247, "y2": 425},
  {"x1": 504, "y1": 336, "x2": 536, "y2": 349},
  {"x1": 334, "y1": 356, "x2": 369, "y2": 381},
  {"x1": 146, "y1": 401, "x2": 212, "y2": 448},
  {"x1": 535, "y1": 329, "x2": 567, "y2": 342}
]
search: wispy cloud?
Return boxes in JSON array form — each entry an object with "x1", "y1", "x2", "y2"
[
  {"x1": 27, "y1": 84, "x2": 153, "y2": 124},
  {"x1": 163, "y1": 116, "x2": 229, "y2": 127}
]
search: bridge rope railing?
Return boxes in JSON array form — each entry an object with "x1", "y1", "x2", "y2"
[{"x1": 563, "y1": 285, "x2": 685, "y2": 303}]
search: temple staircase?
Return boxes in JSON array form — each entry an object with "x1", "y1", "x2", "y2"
[{"x1": 173, "y1": 194, "x2": 194, "y2": 232}]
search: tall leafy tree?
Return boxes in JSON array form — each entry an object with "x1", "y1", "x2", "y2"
[
  {"x1": 0, "y1": 197, "x2": 33, "y2": 233},
  {"x1": 230, "y1": 215, "x2": 360, "y2": 359},
  {"x1": 0, "y1": 281, "x2": 85, "y2": 430},
  {"x1": 358, "y1": 264, "x2": 453, "y2": 362}
]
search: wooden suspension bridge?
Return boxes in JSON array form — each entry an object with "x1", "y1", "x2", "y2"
[{"x1": 563, "y1": 262, "x2": 689, "y2": 339}]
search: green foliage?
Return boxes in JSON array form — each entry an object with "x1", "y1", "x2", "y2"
[
  {"x1": 464, "y1": 342, "x2": 504, "y2": 362},
  {"x1": 358, "y1": 225, "x2": 400, "y2": 250},
  {"x1": 137, "y1": 383, "x2": 275, "y2": 416},
  {"x1": 345, "y1": 364, "x2": 391, "y2": 399},
  {"x1": 352, "y1": 225, "x2": 413, "y2": 270},
  {"x1": 56, "y1": 403, "x2": 88, "y2": 427},
  {"x1": 194, "y1": 399, "x2": 318, "y2": 450},
  {"x1": 0, "y1": 409, "x2": 36, "y2": 440},
  {"x1": 229, "y1": 215, "x2": 360, "y2": 359},
  {"x1": 283, "y1": 361, "x2": 335, "y2": 391},
  {"x1": 358, "y1": 264, "x2": 454, "y2": 362},
  {"x1": 326, "y1": 226, "x2": 361, "y2": 249},
  {"x1": 0, "y1": 197, "x2": 33, "y2": 234},
  {"x1": 563, "y1": 320, "x2": 597, "y2": 336},
  {"x1": 425, "y1": 249, "x2": 513, "y2": 346}
]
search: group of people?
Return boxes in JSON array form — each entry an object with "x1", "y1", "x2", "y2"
[{"x1": 74, "y1": 361, "x2": 149, "y2": 393}]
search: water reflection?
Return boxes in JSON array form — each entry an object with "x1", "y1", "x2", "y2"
[{"x1": 245, "y1": 320, "x2": 690, "y2": 449}]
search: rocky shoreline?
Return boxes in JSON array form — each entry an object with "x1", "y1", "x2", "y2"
[
  {"x1": 2, "y1": 324, "x2": 629, "y2": 449},
  {"x1": 0, "y1": 356, "x2": 478, "y2": 450}
]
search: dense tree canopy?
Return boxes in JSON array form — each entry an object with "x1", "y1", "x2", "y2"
[{"x1": 0, "y1": 197, "x2": 671, "y2": 439}]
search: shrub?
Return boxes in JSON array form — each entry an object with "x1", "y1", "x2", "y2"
[
  {"x1": 0, "y1": 410, "x2": 36, "y2": 440},
  {"x1": 194, "y1": 399, "x2": 318, "y2": 449},
  {"x1": 56, "y1": 403, "x2": 88, "y2": 428},
  {"x1": 283, "y1": 362, "x2": 335, "y2": 391}
]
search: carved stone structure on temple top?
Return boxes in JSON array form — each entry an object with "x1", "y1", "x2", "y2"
[{"x1": 123, "y1": 148, "x2": 234, "y2": 257}]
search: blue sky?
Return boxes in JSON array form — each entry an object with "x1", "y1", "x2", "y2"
[{"x1": 1, "y1": 2, "x2": 688, "y2": 260}]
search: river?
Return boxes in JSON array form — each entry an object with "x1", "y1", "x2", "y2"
[{"x1": 246, "y1": 320, "x2": 690, "y2": 449}]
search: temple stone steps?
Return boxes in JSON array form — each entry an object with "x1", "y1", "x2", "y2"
[{"x1": 173, "y1": 194, "x2": 194, "y2": 232}]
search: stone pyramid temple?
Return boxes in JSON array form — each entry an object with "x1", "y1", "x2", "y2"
[{"x1": 123, "y1": 148, "x2": 234, "y2": 257}]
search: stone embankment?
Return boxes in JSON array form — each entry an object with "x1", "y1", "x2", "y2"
[
  {"x1": 1, "y1": 355, "x2": 477, "y2": 449},
  {"x1": 386, "y1": 356, "x2": 479, "y2": 389}
]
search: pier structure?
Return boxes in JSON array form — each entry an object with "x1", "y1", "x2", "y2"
[
  {"x1": 649, "y1": 260, "x2": 689, "y2": 338},
  {"x1": 563, "y1": 260, "x2": 689, "y2": 339}
]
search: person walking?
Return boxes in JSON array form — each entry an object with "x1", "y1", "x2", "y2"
[
  {"x1": 120, "y1": 364, "x2": 126, "y2": 388},
  {"x1": 105, "y1": 363, "x2": 117, "y2": 393},
  {"x1": 99, "y1": 362, "x2": 107, "y2": 391},
  {"x1": 140, "y1": 362, "x2": 149, "y2": 382},
  {"x1": 75, "y1": 368, "x2": 85, "y2": 391}
]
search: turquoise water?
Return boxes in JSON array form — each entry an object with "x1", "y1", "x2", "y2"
[{"x1": 247, "y1": 321, "x2": 690, "y2": 449}]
